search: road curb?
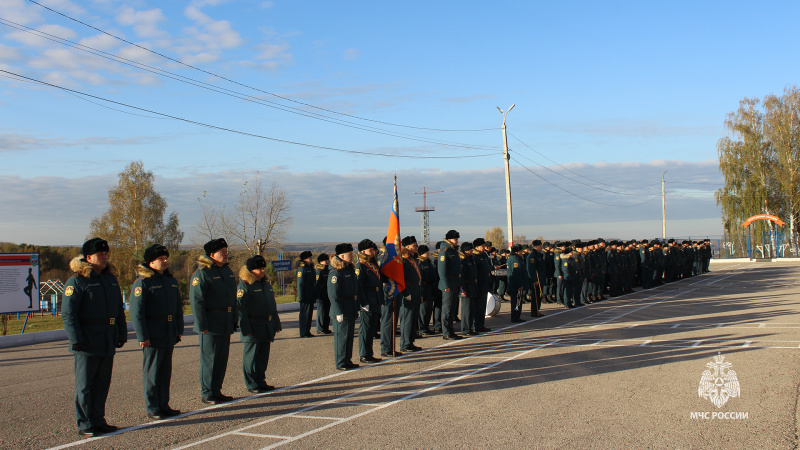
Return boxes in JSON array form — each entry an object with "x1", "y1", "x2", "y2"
[{"x1": 0, "y1": 302, "x2": 301, "y2": 349}]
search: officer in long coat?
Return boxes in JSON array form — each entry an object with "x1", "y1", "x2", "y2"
[
  {"x1": 438, "y1": 230, "x2": 462, "y2": 340},
  {"x1": 190, "y1": 238, "x2": 237, "y2": 405},
  {"x1": 473, "y1": 238, "x2": 493, "y2": 331},
  {"x1": 400, "y1": 236, "x2": 423, "y2": 351},
  {"x1": 296, "y1": 251, "x2": 316, "y2": 338},
  {"x1": 328, "y1": 243, "x2": 360, "y2": 371},
  {"x1": 62, "y1": 238, "x2": 127, "y2": 436},
  {"x1": 355, "y1": 239, "x2": 382, "y2": 363},
  {"x1": 506, "y1": 244, "x2": 527, "y2": 322},
  {"x1": 459, "y1": 241, "x2": 478, "y2": 335},
  {"x1": 130, "y1": 244, "x2": 183, "y2": 420},
  {"x1": 417, "y1": 245, "x2": 439, "y2": 335},
  {"x1": 238, "y1": 255, "x2": 282, "y2": 393},
  {"x1": 315, "y1": 254, "x2": 332, "y2": 334}
]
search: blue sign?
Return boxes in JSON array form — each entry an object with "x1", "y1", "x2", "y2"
[{"x1": 270, "y1": 259, "x2": 292, "y2": 271}]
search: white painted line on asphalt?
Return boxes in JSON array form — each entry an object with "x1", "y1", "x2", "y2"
[
  {"x1": 671, "y1": 323, "x2": 681, "y2": 328},
  {"x1": 742, "y1": 341, "x2": 752, "y2": 348},
  {"x1": 51, "y1": 262, "x2": 762, "y2": 450},
  {"x1": 234, "y1": 432, "x2": 289, "y2": 439},
  {"x1": 691, "y1": 340, "x2": 703, "y2": 347},
  {"x1": 291, "y1": 414, "x2": 341, "y2": 421},
  {"x1": 172, "y1": 337, "x2": 562, "y2": 449},
  {"x1": 591, "y1": 340, "x2": 605, "y2": 346},
  {"x1": 759, "y1": 323, "x2": 767, "y2": 328},
  {"x1": 337, "y1": 401, "x2": 383, "y2": 406},
  {"x1": 640, "y1": 340, "x2": 652, "y2": 346}
]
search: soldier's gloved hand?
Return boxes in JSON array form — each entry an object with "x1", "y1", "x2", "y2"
[
  {"x1": 336, "y1": 314, "x2": 343, "y2": 323},
  {"x1": 71, "y1": 341, "x2": 87, "y2": 351},
  {"x1": 176, "y1": 335, "x2": 182, "y2": 343},
  {"x1": 361, "y1": 305, "x2": 369, "y2": 312},
  {"x1": 115, "y1": 340, "x2": 125, "y2": 348}
]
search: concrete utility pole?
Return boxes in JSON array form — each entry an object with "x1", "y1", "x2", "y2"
[
  {"x1": 498, "y1": 104, "x2": 515, "y2": 249},
  {"x1": 662, "y1": 170, "x2": 668, "y2": 240}
]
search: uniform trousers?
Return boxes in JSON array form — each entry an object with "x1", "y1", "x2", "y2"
[
  {"x1": 74, "y1": 352, "x2": 114, "y2": 430},
  {"x1": 440, "y1": 289, "x2": 459, "y2": 337},
  {"x1": 316, "y1": 298, "x2": 331, "y2": 332},
  {"x1": 380, "y1": 298, "x2": 400, "y2": 354},
  {"x1": 199, "y1": 333, "x2": 230, "y2": 397},
  {"x1": 460, "y1": 295, "x2": 475, "y2": 333},
  {"x1": 333, "y1": 315, "x2": 355, "y2": 368},
  {"x1": 242, "y1": 341, "x2": 270, "y2": 390},
  {"x1": 400, "y1": 295, "x2": 419, "y2": 349},
  {"x1": 142, "y1": 346, "x2": 174, "y2": 413},
  {"x1": 475, "y1": 289, "x2": 489, "y2": 329},
  {"x1": 299, "y1": 302, "x2": 314, "y2": 336},
  {"x1": 358, "y1": 309, "x2": 380, "y2": 358},
  {"x1": 509, "y1": 288, "x2": 522, "y2": 321}
]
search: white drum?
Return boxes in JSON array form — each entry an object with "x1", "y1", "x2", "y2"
[
  {"x1": 485, "y1": 292, "x2": 501, "y2": 317},
  {"x1": 491, "y1": 269, "x2": 508, "y2": 277}
]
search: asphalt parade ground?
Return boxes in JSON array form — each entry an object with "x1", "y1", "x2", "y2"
[{"x1": 2, "y1": 260, "x2": 800, "y2": 449}]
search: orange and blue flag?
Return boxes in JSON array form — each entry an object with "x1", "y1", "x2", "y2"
[{"x1": 381, "y1": 177, "x2": 405, "y2": 302}]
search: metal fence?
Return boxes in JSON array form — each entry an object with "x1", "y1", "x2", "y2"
[{"x1": 718, "y1": 232, "x2": 800, "y2": 259}]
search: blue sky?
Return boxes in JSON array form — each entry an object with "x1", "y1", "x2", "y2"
[{"x1": 1, "y1": 0, "x2": 797, "y2": 246}]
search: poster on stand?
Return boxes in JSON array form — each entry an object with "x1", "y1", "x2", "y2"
[{"x1": 0, "y1": 253, "x2": 41, "y2": 314}]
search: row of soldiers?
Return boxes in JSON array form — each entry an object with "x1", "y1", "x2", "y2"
[
  {"x1": 490, "y1": 238, "x2": 713, "y2": 308},
  {"x1": 62, "y1": 237, "x2": 281, "y2": 436},
  {"x1": 61, "y1": 234, "x2": 713, "y2": 435}
]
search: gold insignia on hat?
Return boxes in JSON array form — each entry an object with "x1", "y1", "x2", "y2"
[
  {"x1": 331, "y1": 276, "x2": 337, "y2": 284},
  {"x1": 134, "y1": 287, "x2": 142, "y2": 297},
  {"x1": 192, "y1": 277, "x2": 199, "y2": 286},
  {"x1": 65, "y1": 286, "x2": 74, "y2": 296},
  {"x1": 237, "y1": 289, "x2": 244, "y2": 298}
]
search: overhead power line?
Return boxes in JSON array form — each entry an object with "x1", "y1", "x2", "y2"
[
  {"x1": 25, "y1": 0, "x2": 498, "y2": 133},
  {"x1": 509, "y1": 155, "x2": 659, "y2": 208},
  {"x1": 1, "y1": 69, "x2": 497, "y2": 160},
  {"x1": 507, "y1": 131, "x2": 661, "y2": 190},
  {"x1": 0, "y1": 17, "x2": 498, "y2": 152}
]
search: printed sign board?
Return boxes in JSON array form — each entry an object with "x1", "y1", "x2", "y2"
[
  {"x1": 270, "y1": 259, "x2": 292, "y2": 272},
  {"x1": 0, "y1": 253, "x2": 41, "y2": 314}
]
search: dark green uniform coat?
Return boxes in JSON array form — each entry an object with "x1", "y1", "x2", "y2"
[
  {"x1": 189, "y1": 254, "x2": 237, "y2": 398},
  {"x1": 437, "y1": 240, "x2": 461, "y2": 337},
  {"x1": 131, "y1": 264, "x2": 183, "y2": 414},
  {"x1": 356, "y1": 254, "x2": 382, "y2": 358},
  {"x1": 62, "y1": 257, "x2": 127, "y2": 431},
  {"x1": 328, "y1": 256, "x2": 358, "y2": 368},
  {"x1": 237, "y1": 266, "x2": 282, "y2": 390}
]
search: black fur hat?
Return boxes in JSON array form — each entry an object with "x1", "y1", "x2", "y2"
[
  {"x1": 82, "y1": 237, "x2": 109, "y2": 257},
  {"x1": 143, "y1": 244, "x2": 169, "y2": 264}
]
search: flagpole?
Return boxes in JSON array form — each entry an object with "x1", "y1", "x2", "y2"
[{"x1": 392, "y1": 174, "x2": 397, "y2": 357}]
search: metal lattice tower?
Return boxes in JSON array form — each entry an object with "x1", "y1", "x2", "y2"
[{"x1": 415, "y1": 187, "x2": 443, "y2": 246}]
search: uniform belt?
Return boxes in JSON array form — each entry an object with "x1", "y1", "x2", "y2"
[
  {"x1": 207, "y1": 307, "x2": 232, "y2": 313},
  {"x1": 146, "y1": 315, "x2": 174, "y2": 322},
  {"x1": 248, "y1": 314, "x2": 273, "y2": 320},
  {"x1": 339, "y1": 297, "x2": 355, "y2": 301},
  {"x1": 82, "y1": 318, "x2": 116, "y2": 325}
]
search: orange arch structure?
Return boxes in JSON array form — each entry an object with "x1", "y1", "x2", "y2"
[{"x1": 741, "y1": 214, "x2": 786, "y2": 228}]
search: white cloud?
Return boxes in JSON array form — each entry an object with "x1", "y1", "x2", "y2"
[
  {"x1": 343, "y1": 48, "x2": 359, "y2": 60},
  {"x1": 0, "y1": 0, "x2": 43, "y2": 25},
  {"x1": 116, "y1": 6, "x2": 167, "y2": 39},
  {"x1": 77, "y1": 33, "x2": 120, "y2": 52},
  {"x1": 0, "y1": 160, "x2": 725, "y2": 246},
  {"x1": 0, "y1": 44, "x2": 21, "y2": 61}
]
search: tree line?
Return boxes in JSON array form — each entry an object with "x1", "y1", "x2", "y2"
[{"x1": 716, "y1": 86, "x2": 800, "y2": 248}]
